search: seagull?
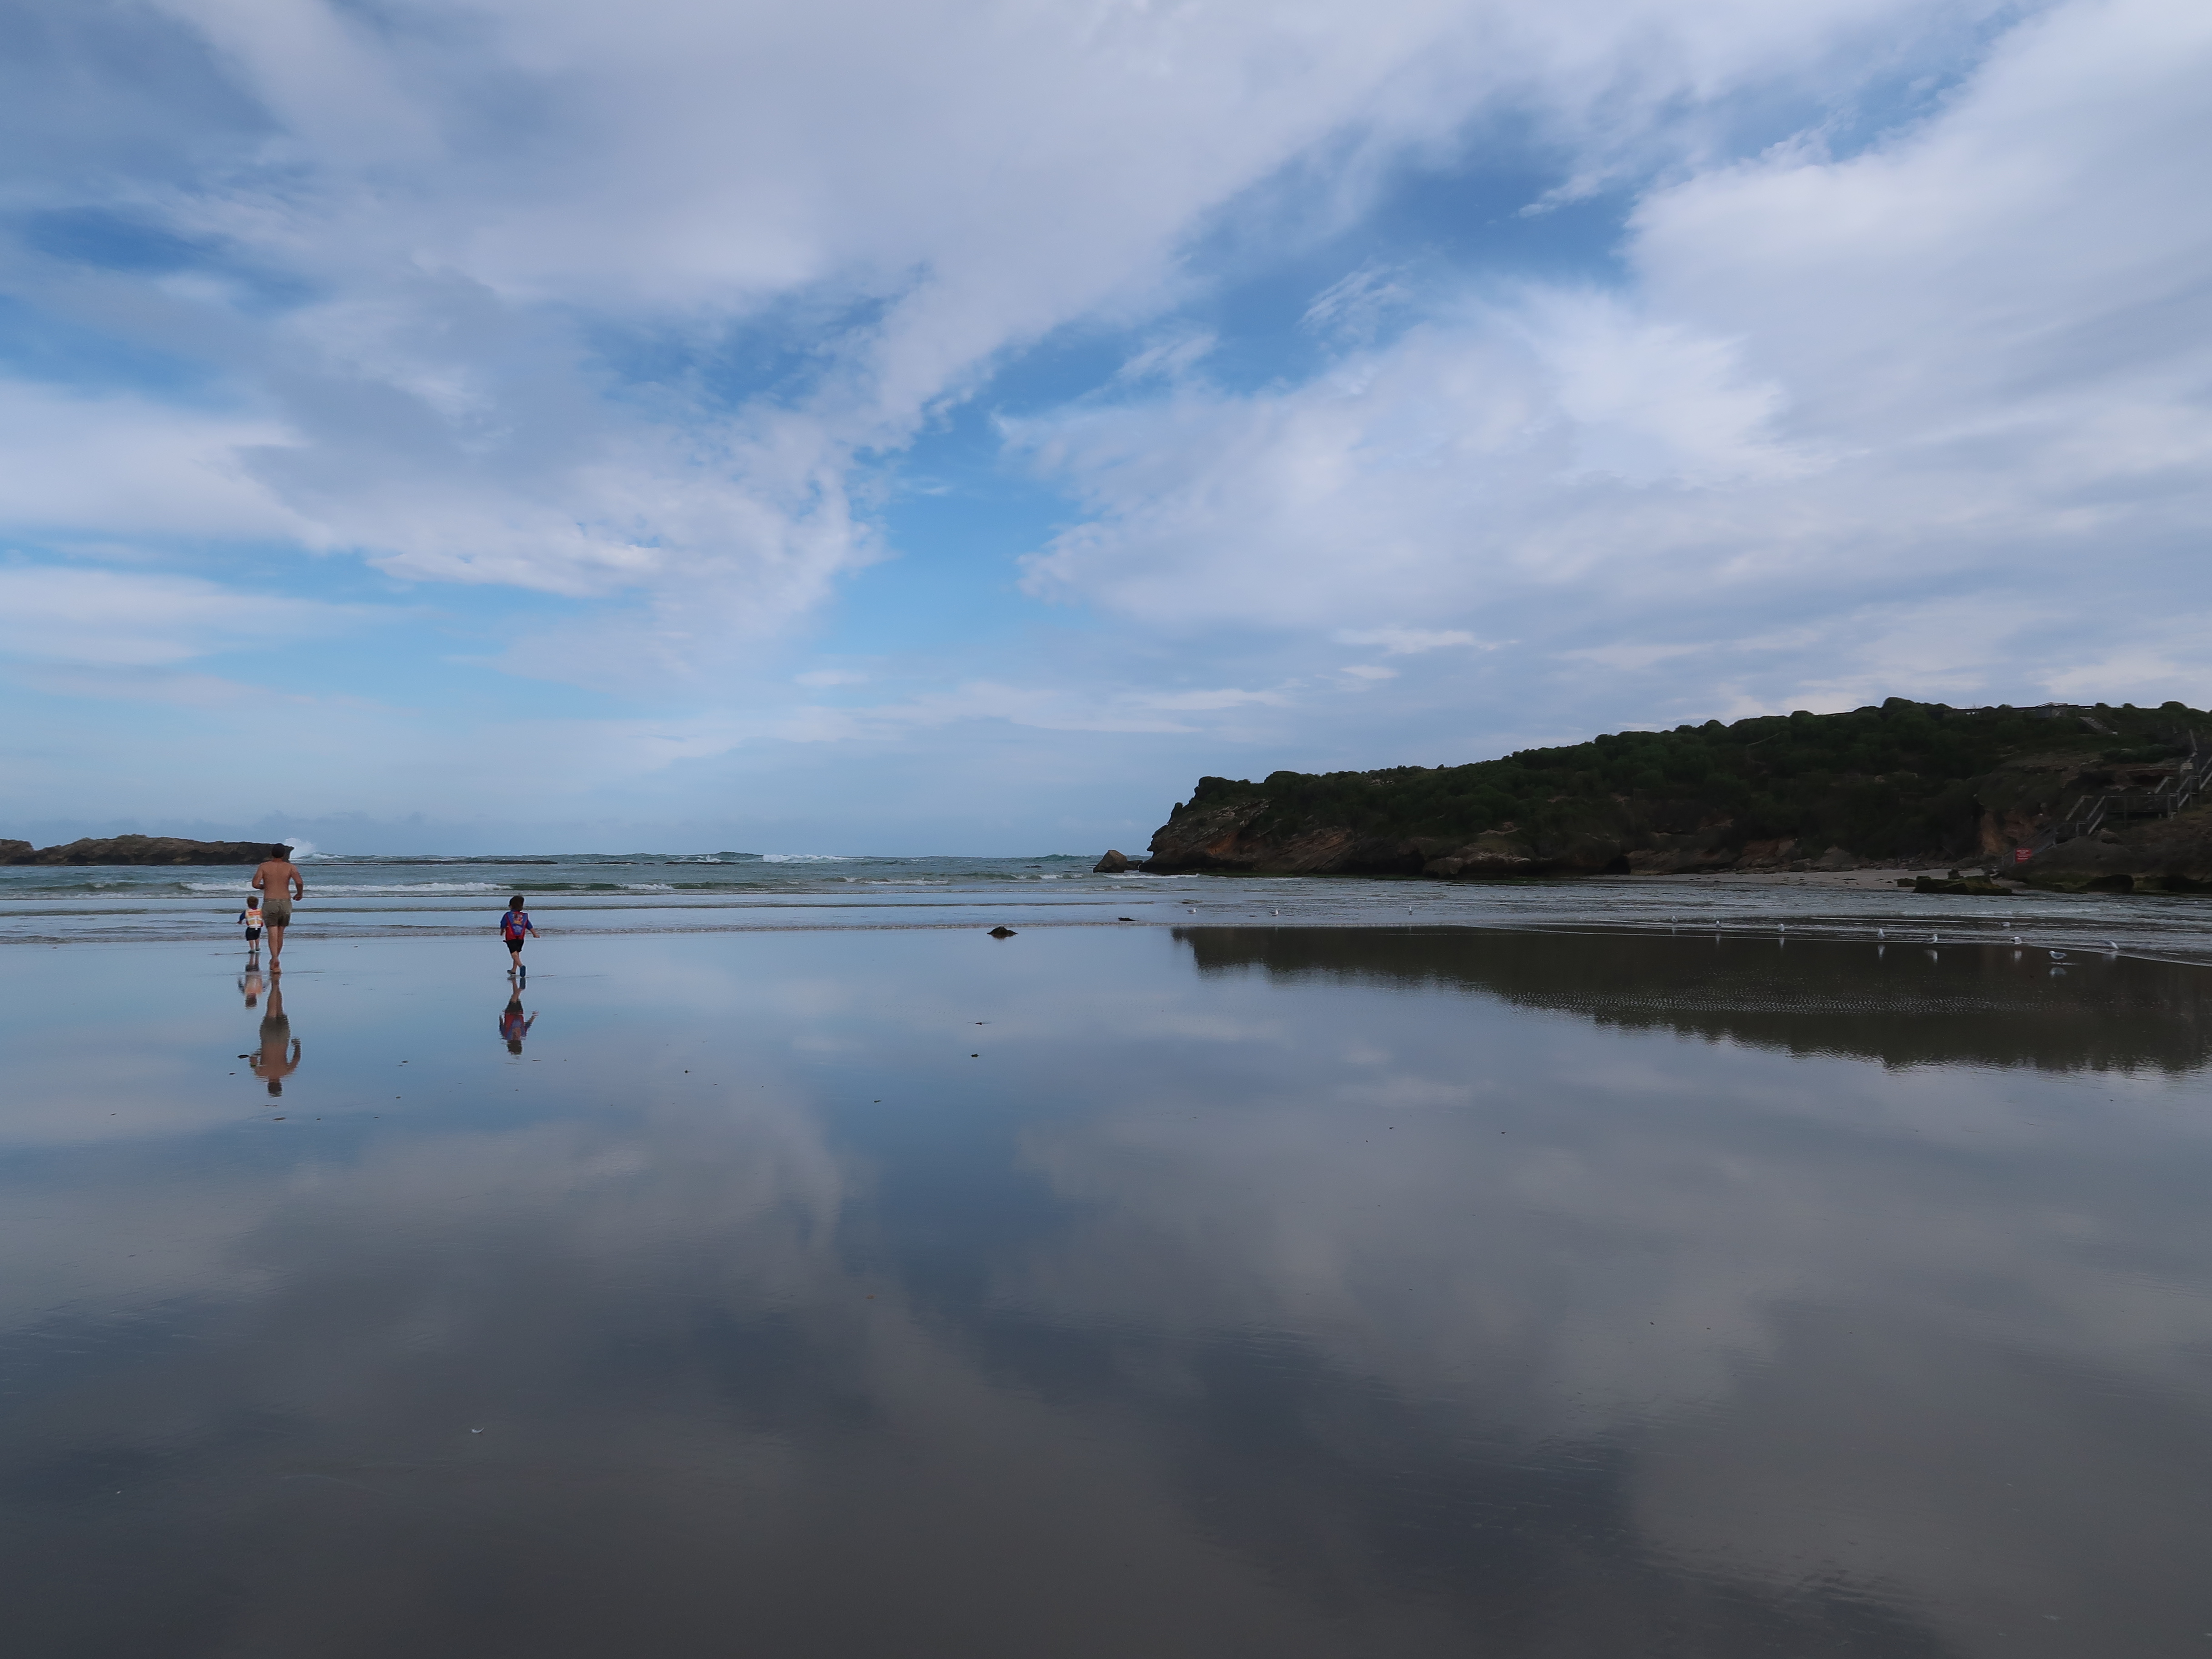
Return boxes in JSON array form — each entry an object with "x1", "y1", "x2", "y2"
[
  {"x1": 2011, "y1": 935, "x2": 2022, "y2": 944},
  {"x1": 1931, "y1": 932, "x2": 1939, "y2": 943},
  {"x1": 2050, "y1": 949, "x2": 2067, "y2": 960},
  {"x1": 1877, "y1": 928, "x2": 1886, "y2": 939}
]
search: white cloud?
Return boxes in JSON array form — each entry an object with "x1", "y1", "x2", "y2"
[
  {"x1": 0, "y1": 564, "x2": 366, "y2": 669},
  {"x1": 1108, "y1": 332, "x2": 1219, "y2": 388},
  {"x1": 1563, "y1": 642, "x2": 1708, "y2": 672},
  {"x1": 0, "y1": 384, "x2": 307, "y2": 542},
  {"x1": 1015, "y1": 0, "x2": 2212, "y2": 707},
  {"x1": 1301, "y1": 265, "x2": 1411, "y2": 346},
  {"x1": 1136, "y1": 686, "x2": 1293, "y2": 714},
  {"x1": 1336, "y1": 628, "x2": 1486, "y2": 655},
  {"x1": 5, "y1": 0, "x2": 1967, "y2": 681},
  {"x1": 763, "y1": 679, "x2": 1307, "y2": 748},
  {"x1": 1013, "y1": 288, "x2": 1811, "y2": 628}
]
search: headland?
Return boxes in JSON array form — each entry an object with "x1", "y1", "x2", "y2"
[{"x1": 1136, "y1": 698, "x2": 2212, "y2": 893}]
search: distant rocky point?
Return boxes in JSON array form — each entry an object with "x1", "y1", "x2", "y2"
[
  {"x1": 0, "y1": 836, "x2": 287, "y2": 866},
  {"x1": 1131, "y1": 699, "x2": 2212, "y2": 893}
]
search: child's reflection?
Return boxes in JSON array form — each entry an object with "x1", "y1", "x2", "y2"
[
  {"x1": 240, "y1": 960, "x2": 265, "y2": 1008},
  {"x1": 500, "y1": 992, "x2": 536, "y2": 1055},
  {"x1": 247, "y1": 981, "x2": 302, "y2": 1096}
]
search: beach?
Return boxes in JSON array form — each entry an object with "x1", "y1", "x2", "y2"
[
  {"x1": 4, "y1": 874, "x2": 2212, "y2": 1656},
  {"x1": 4, "y1": 852, "x2": 2208, "y2": 960}
]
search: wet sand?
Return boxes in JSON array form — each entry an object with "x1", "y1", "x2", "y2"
[
  {"x1": 1656, "y1": 864, "x2": 2012, "y2": 890},
  {"x1": 3, "y1": 926, "x2": 2209, "y2": 1657}
]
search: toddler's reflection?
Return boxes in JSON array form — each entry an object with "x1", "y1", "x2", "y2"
[
  {"x1": 500, "y1": 991, "x2": 537, "y2": 1055},
  {"x1": 246, "y1": 981, "x2": 302, "y2": 1096},
  {"x1": 240, "y1": 959, "x2": 266, "y2": 1008}
]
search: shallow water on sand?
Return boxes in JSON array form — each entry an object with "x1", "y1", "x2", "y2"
[
  {"x1": 8, "y1": 851, "x2": 2212, "y2": 965},
  {"x1": 3, "y1": 926, "x2": 2210, "y2": 1657}
]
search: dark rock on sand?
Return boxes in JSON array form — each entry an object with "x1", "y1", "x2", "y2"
[
  {"x1": 987, "y1": 926, "x2": 1018, "y2": 938},
  {"x1": 1093, "y1": 850, "x2": 1131, "y2": 873},
  {"x1": 2, "y1": 835, "x2": 285, "y2": 866},
  {"x1": 1912, "y1": 875, "x2": 2016, "y2": 895},
  {"x1": 2018, "y1": 803, "x2": 2212, "y2": 893}
]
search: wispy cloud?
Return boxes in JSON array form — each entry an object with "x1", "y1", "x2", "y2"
[
  {"x1": 1301, "y1": 265, "x2": 1411, "y2": 345},
  {"x1": 1336, "y1": 628, "x2": 1488, "y2": 656},
  {"x1": 1111, "y1": 332, "x2": 1217, "y2": 387},
  {"x1": 0, "y1": 565, "x2": 374, "y2": 669}
]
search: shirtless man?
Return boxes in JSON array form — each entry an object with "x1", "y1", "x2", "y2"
[
  {"x1": 251, "y1": 845, "x2": 305, "y2": 965},
  {"x1": 248, "y1": 980, "x2": 301, "y2": 1096}
]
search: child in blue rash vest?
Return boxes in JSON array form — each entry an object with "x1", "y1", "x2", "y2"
[
  {"x1": 500, "y1": 895, "x2": 538, "y2": 977},
  {"x1": 239, "y1": 893, "x2": 264, "y2": 948},
  {"x1": 499, "y1": 992, "x2": 536, "y2": 1053}
]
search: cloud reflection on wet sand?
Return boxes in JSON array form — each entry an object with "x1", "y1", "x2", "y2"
[{"x1": 0, "y1": 929, "x2": 2207, "y2": 1656}]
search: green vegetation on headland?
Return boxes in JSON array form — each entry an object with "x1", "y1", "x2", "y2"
[{"x1": 1140, "y1": 699, "x2": 2212, "y2": 890}]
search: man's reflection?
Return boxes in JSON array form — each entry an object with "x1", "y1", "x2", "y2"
[
  {"x1": 248, "y1": 980, "x2": 302, "y2": 1096},
  {"x1": 500, "y1": 991, "x2": 536, "y2": 1055}
]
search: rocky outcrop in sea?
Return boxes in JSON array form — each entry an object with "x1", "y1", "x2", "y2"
[{"x1": 1, "y1": 836, "x2": 286, "y2": 866}]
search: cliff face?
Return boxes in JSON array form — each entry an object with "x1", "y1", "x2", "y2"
[
  {"x1": 1139, "y1": 799, "x2": 1431, "y2": 876},
  {"x1": 1145, "y1": 800, "x2": 1640, "y2": 877},
  {"x1": 1, "y1": 836, "x2": 283, "y2": 866},
  {"x1": 1146, "y1": 801, "x2": 1706, "y2": 879},
  {"x1": 1140, "y1": 700, "x2": 2212, "y2": 880}
]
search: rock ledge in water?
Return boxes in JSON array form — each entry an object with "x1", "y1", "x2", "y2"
[{"x1": 2, "y1": 835, "x2": 286, "y2": 866}]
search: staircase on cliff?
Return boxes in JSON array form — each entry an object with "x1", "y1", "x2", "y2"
[{"x1": 2028, "y1": 731, "x2": 2210, "y2": 855}]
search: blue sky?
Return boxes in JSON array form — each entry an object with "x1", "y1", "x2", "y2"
[{"x1": 2, "y1": 0, "x2": 2207, "y2": 853}]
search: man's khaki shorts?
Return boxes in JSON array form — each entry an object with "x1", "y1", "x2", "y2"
[{"x1": 262, "y1": 896, "x2": 293, "y2": 926}]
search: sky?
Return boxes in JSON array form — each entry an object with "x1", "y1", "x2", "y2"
[{"x1": 2, "y1": 0, "x2": 2208, "y2": 854}]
